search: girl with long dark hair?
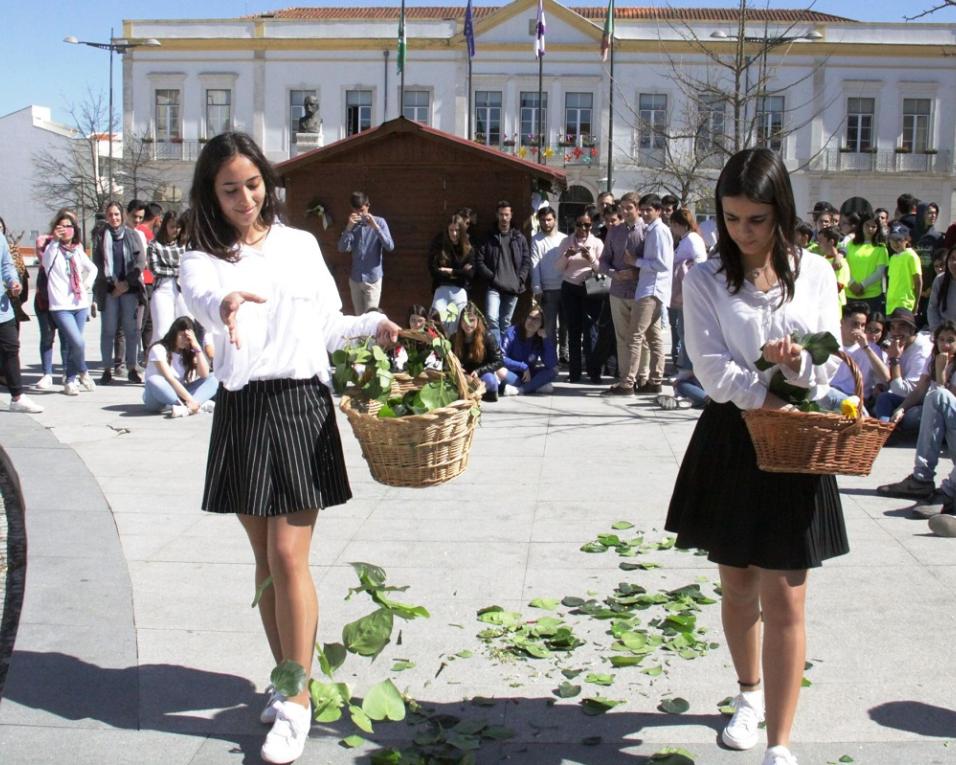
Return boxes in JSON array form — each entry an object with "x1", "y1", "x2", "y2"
[
  {"x1": 845, "y1": 211, "x2": 889, "y2": 314},
  {"x1": 142, "y1": 315, "x2": 217, "y2": 415},
  {"x1": 179, "y1": 132, "x2": 399, "y2": 764},
  {"x1": 666, "y1": 148, "x2": 845, "y2": 765},
  {"x1": 429, "y1": 213, "x2": 473, "y2": 333},
  {"x1": 450, "y1": 301, "x2": 503, "y2": 401},
  {"x1": 927, "y1": 244, "x2": 956, "y2": 331}
]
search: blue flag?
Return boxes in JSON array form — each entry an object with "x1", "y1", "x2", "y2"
[{"x1": 464, "y1": 0, "x2": 476, "y2": 58}]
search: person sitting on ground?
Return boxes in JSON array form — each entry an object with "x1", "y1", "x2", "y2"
[
  {"x1": 927, "y1": 245, "x2": 956, "y2": 332},
  {"x1": 871, "y1": 307, "x2": 933, "y2": 430},
  {"x1": 876, "y1": 320, "x2": 956, "y2": 538},
  {"x1": 497, "y1": 303, "x2": 557, "y2": 396},
  {"x1": 451, "y1": 302, "x2": 503, "y2": 402},
  {"x1": 817, "y1": 302, "x2": 887, "y2": 412},
  {"x1": 142, "y1": 316, "x2": 218, "y2": 416},
  {"x1": 885, "y1": 223, "x2": 922, "y2": 315}
]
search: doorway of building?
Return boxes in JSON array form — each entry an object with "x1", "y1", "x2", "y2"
[{"x1": 558, "y1": 185, "x2": 594, "y2": 236}]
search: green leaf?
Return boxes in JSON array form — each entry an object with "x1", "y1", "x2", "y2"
[
  {"x1": 350, "y1": 561, "x2": 388, "y2": 589},
  {"x1": 581, "y1": 696, "x2": 624, "y2": 715},
  {"x1": 315, "y1": 642, "x2": 347, "y2": 679},
  {"x1": 454, "y1": 718, "x2": 487, "y2": 735},
  {"x1": 251, "y1": 575, "x2": 273, "y2": 608},
  {"x1": 754, "y1": 353, "x2": 775, "y2": 371},
  {"x1": 342, "y1": 608, "x2": 394, "y2": 657},
  {"x1": 642, "y1": 664, "x2": 663, "y2": 676},
  {"x1": 717, "y1": 696, "x2": 736, "y2": 715},
  {"x1": 580, "y1": 541, "x2": 608, "y2": 553},
  {"x1": 611, "y1": 521, "x2": 635, "y2": 530},
  {"x1": 800, "y1": 330, "x2": 840, "y2": 365},
  {"x1": 610, "y1": 655, "x2": 643, "y2": 668},
  {"x1": 597, "y1": 533, "x2": 622, "y2": 546},
  {"x1": 561, "y1": 668, "x2": 582, "y2": 679},
  {"x1": 455, "y1": 649, "x2": 473, "y2": 659},
  {"x1": 482, "y1": 725, "x2": 515, "y2": 740},
  {"x1": 561, "y1": 596, "x2": 585, "y2": 607},
  {"x1": 377, "y1": 404, "x2": 398, "y2": 418},
  {"x1": 585, "y1": 673, "x2": 615, "y2": 687},
  {"x1": 362, "y1": 679, "x2": 406, "y2": 722},
  {"x1": 476, "y1": 606, "x2": 522, "y2": 628},
  {"x1": 270, "y1": 660, "x2": 307, "y2": 698},
  {"x1": 802, "y1": 676, "x2": 813, "y2": 687},
  {"x1": 659, "y1": 697, "x2": 690, "y2": 715},
  {"x1": 650, "y1": 747, "x2": 696, "y2": 764},
  {"x1": 390, "y1": 659, "x2": 415, "y2": 672},
  {"x1": 309, "y1": 680, "x2": 350, "y2": 723},
  {"x1": 349, "y1": 704, "x2": 375, "y2": 733},
  {"x1": 340, "y1": 734, "x2": 366, "y2": 749},
  {"x1": 529, "y1": 597, "x2": 560, "y2": 611},
  {"x1": 372, "y1": 591, "x2": 431, "y2": 620},
  {"x1": 555, "y1": 681, "x2": 582, "y2": 698},
  {"x1": 619, "y1": 562, "x2": 643, "y2": 571},
  {"x1": 370, "y1": 749, "x2": 402, "y2": 765}
]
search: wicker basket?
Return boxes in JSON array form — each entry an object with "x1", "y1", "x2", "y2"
[
  {"x1": 742, "y1": 350, "x2": 895, "y2": 476},
  {"x1": 338, "y1": 330, "x2": 484, "y2": 487}
]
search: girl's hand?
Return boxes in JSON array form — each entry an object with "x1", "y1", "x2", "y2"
[
  {"x1": 935, "y1": 352, "x2": 951, "y2": 381},
  {"x1": 469, "y1": 371, "x2": 478, "y2": 380},
  {"x1": 522, "y1": 369, "x2": 531, "y2": 384},
  {"x1": 885, "y1": 336, "x2": 905, "y2": 359},
  {"x1": 186, "y1": 398, "x2": 200, "y2": 415},
  {"x1": 7, "y1": 281, "x2": 21, "y2": 297},
  {"x1": 375, "y1": 318, "x2": 401, "y2": 348},
  {"x1": 890, "y1": 407, "x2": 905, "y2": 424},
  {"x1": 762, "y1": 336, "x2": 804, "y2": 372},
  {"x1": 184, "y1": 328, "x2": 200, "y2": 349},
  {"x1": 219, "y1": 291, "x2": 267, "y2": 349},
  {"x1": 850, "y1": 328, "x2": 867, "y2": 348},
  {"x1": 848, "y1": 281, "x2": 863, "y2": 295}
]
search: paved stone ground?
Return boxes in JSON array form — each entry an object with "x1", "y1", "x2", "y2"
[{"x1": 0, "y1": 286, "x2": 954, "y2": 764}]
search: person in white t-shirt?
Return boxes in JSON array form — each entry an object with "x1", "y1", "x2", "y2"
[
  {"x1": 142, "y1": 316, "x2": 217, "y2": 416},
  {"x1": 179, "y1": 131, "x2": 400, "y2": 765}
]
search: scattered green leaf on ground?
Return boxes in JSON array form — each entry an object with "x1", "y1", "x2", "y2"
[{"x1": 658, "y1": 697, "x2": 690, "y2": 714}]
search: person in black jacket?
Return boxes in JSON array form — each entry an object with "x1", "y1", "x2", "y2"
[
  {"x1": 429, "y1": 213, "x2": 474, "y2": 333},
  {"x1": 450, "y1": 301, "x2": 504, "y2": 402},
  {"x1": 476, "y1": 200, "x2": 530, "y2": 344}
]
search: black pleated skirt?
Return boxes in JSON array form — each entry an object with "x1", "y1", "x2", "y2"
[
  {"x1": 202, "y1": 377, "x2": 352, "y2": 517},
  {"x1": 665, "y1": 400, "x2": 849, "y2": 570}
]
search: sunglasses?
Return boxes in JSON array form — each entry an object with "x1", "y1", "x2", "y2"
[{"x1": 575, "y1": 221, "x2": 592, "y2": 228}]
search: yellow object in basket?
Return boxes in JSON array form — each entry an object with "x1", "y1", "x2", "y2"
[{"x1": 841, "y1": 395, "x2": 860, "y2": 419}]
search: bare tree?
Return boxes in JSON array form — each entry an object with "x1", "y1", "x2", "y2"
[
  {"x1": 32, "y1": 89, "x2": 169, "y2": 240},
  {"x1": 906, "y1": 1, "x2": 956, "y2": 20},
  {"x1": 612, "y1": 0, "x2": 837, "y2": 206}
]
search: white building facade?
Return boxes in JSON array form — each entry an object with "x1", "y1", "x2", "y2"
[{"x1": 122, "y1": 1, "x2": 956, "y2": 223}]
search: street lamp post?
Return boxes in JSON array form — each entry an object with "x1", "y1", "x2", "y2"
[
  {"x1": 64, "y1": 29, "x2": 160, "y2": 199},
  {"x1": 710, "y1": 29, "x2": 822, "y2": 151}
]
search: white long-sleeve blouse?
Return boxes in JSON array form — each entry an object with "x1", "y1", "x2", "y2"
[
  {"x1": 180, "y1": 224, "x2": 386, "y2": 391},
  {"x1": 682, "y1": 251, "x2": 841, "y2": 411}
]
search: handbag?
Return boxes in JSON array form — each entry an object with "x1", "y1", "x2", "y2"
[{"x1": 584, "y1": 272, "x2": 610, "y2": 297}]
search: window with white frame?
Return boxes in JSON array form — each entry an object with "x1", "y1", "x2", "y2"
[
  {"x1": 638, "y1": 94, "x2": 667, "y2": 149},
  {"x1": 474, "y1": 90, "x2": 502, "y2": 145},
  {"x1": 755, "y1": 95, "x2": 785, "y2": 151},
  {"x1": 205, "y1": 89, "x2": 232, "y2": 137},
  {"x1": 154, "y1": 89, "x2": 181, "y2": 141},
  {"x1": 290, "y1": 89, "x2": 318, "y2": 143},
  {"x1": 696, "y1": 95, "x2": 725, "y2": 153},
  {"x1": 519, "y1": 91, "x2": 548, "y2": 144},
  {"x1": 564, "y1": 93, "x2": 593, "y2": 145},
  {"x1": 845, "y1": 97, "x2": 874, "y2": 152},
  {"x1": 402, "y1": 90, "x2": 430, "y2": 125},
  {"x1": 901, "y1": 98, "x2": 931, "y2": 152},
  {"x1": 346, "y1": 90, "x2": 372, "y2": 136}
]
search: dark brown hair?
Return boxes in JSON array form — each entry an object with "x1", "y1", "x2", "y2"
[
  {"x1": 715, "y1": 148, "x2": 799, "y2": 302},
  {"x1": 49, "y1": 208, "x2": 81, "y2": 245},
  {"x1": 669, "y1": 207, "x2": 699, "y2": 234},
  {"x1": 452, "y1": 302, "x2": 487, "y2": 364},
  {"x1": 185, "y1": 132, "x2": 282, "y2": 261}
]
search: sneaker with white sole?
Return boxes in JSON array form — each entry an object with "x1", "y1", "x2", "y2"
[
  {"x1": 63, "y1": 381, "x2": 80, "y2": 396},
  {"x1": 762, "y1": 744, "x2": 799, "y2": 765},
  {"x1": 259, "y1": 684, "x2": 286, "y2": 724},
  {"x1": 722, "y1": 690, "x2": 764, "y2": 750},
  {"x1": 502, "y1": 384, "x2": 520, "y2": 396},
  {"x1": 78, "y1": 372, "x2": 96, "y2": 392},
  {"x1": 9, "y1": 394, "x2": 44, "y2": 413},
  {"x1": 170, "y1": 404, "x2": 189, "y2": 418},
  {"x1": 35, "y1": 374, "x2": 54, "y2": 391},
  {"x1": 260, "y1": 700, "x2": 311, "y2": 764},
  {"x1": 200, "y1": 400, "x2": 216, "y2": 414}
]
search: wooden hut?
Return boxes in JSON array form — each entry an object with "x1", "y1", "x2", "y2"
[{"x1": 275, "y1": 117, "x2": 567, "y2": 321}]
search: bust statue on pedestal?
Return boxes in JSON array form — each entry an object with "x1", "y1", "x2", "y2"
[{"x1": 294, "y1": 94, "x2": 323, "y2": 155}]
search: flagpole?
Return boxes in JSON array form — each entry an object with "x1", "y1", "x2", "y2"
[
  {"x1": 607, "y1": 35, "x2": 614, "y2": 192},
  {"x1": 468, "y1": 56, "x2": 473, "y2": 141},
  {"x1": 399, "y1": 0, "x2": 406, "y2": 107},
  {"x1": 465, "y1": 0, "x2": 475, "y2": 141},
  {"x1": 537, "y1": 56, "x2": 544, "y2": 165}
]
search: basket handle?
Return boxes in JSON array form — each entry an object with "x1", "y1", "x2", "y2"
[
  {"x1": 834, "y1": 348, "x2": 864, "y2": 425},
  {"x1": 396, "y1": 328, "x2": 474, "y2": 401}
]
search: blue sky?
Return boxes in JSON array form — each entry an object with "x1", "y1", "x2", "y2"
[{"x1": 6, "y1": 0, "x2": 956, "y2": 125}]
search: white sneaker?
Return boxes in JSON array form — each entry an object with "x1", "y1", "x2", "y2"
[
  {"x1": 78, "y1": 372, "x2": 96, "y2": 392},
  {"x1": 35, "y1": 374, "x2": 54, "y2": 391},
  {"x1": 722, "y1": 690, "x2": 764, "y2": 750},
  {"x1": 170, "y1": 404, "x2": 189, "y2": 418},
  {"x1": 537, "y1": 383, "x2": 554, "y2": 395},
  {"x1": 199, "y1": 400, "x2": 216, "y2": 414},
  {"x1": 259, "y1": 684, "x2": 286, "y2": 724},
  {"x1": 260, "y1": 700, "x2": 311, "y2": 764},
  {"x1": 502, "y1": 384, "x2": 520, "y2": 396},
  {"x1": 63, "y1": 381, "x2": 80, "y2": 397},
  {"x1": 10, "y1": 394, "x2": 44, "y2": 413},
  {"x1": 762, "y1": 745, "x2": 798, "y2": 765}
]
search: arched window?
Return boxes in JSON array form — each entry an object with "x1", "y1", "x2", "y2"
[{"x1": 558, "y1": 185, "x2": 594, "y2": 235}]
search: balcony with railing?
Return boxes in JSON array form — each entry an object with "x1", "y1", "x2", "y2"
[
  {"x1": 812, "y1": 148, "x2": 953, "y2": 175},
  {"x1": 470, "y1": 132, "x2": 600, "y2": 167},
  {"x1": 556, "y1": 134, "x2": 600, "y2": 167},
  {"x1": 143, "y1": 139, "x2": 204, "y2": 162}
]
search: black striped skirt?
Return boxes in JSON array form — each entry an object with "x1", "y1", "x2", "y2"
[
  {"x1": 202, "y1": 376, "x2": 352, "y2": 517},
  {"x1": 665, "y1": 400, "x2": 849, "y2": 570}
]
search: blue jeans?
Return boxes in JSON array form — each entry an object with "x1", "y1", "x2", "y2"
[
  {"x1": 478, "y1": 371, "x2": 499, "y2": 399},
  {"x1": 50, "y1": 308, "x2": 89, "y2": 381},
  {"x1": 142, "y1": 374, "x2": 219, "y2": 412},
  {"x1": 817, "y1": 387, "x2": 851, "y2": 412},
  {"x1": 100, "y1": 292, "x2": 140, "y2": 371},
  {"x1": 431, "y1": 285, "x2": 468, "y2": 336},
  {"x1": 501, "y1": 366, "x2": 557, "y2": 394},
  {"x1": 874, "y1": 391, "x2": 922, "y2": 432},
  {"x1": 675, "y1": 377, "x2": 708, "y2": 408},
  {"x1": 912, "y1": 387, "x2": 956, "y2": 496},
  {"x1": 485, "y1": 289, "x2": 518, "y2": 345},
  {"x1": 37, "y1": 309, "x2": 68, "y2": 377}
]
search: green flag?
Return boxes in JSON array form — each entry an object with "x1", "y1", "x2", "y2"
[
  {"x1": 397, "y1": 0, "x2": 407, "y2": 73},
  {"x1": 600, "y1": 0, "x2": 614, "y2": 61}
]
